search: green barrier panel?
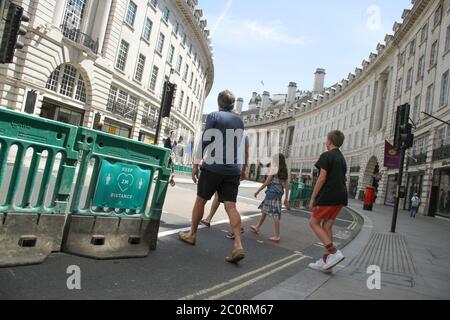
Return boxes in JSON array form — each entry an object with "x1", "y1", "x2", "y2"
[
  {"x1": 0, "y1": 107, "x2": 78, "y2": 267},
  {"x1": 63, "y1": 127, "x2": 171, "y2": 259}
]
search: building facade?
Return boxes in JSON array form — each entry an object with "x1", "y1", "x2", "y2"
[
  {"x1": 0, "y1": 0, "x2": 214, "y2": 163},
  {"x1": 241, "y1": 0, "x2": 450, "y2": 218}
]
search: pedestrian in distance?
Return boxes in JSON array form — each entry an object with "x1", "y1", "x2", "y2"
[
  {"x1": 410, "y1": 193, "x2": 421, "y2": 218},
  {"x1": 308, "y1": 130, "x2": 348, "y2": 273},
  {"x1": 178, "y1": 90, "x2": 248, "y2": 264},
  {"x1": 164, "y1": 130, "x2": 177, "y2": 187},
  {"x1": 250, "y1": 154, "x2": 290, "y2": 244}
]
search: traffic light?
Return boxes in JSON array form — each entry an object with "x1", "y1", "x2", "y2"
[
  {"x1": 160, "y1": 81, "x2": 177, "y2": 118},
  {"x1": 394, "y1": 103, "x2": 414, "y2": 150},
  {"x1": 0, "y1": 1, "x2": 29, "y2": 64}
]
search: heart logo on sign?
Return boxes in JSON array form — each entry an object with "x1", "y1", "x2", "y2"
[{"x1": 117, "y1": 174, "x2": 134, "y2": 192}]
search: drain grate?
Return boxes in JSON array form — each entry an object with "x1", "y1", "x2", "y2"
[{"x1": 351, "y1": 233, "x2": 416, "y2": 275}]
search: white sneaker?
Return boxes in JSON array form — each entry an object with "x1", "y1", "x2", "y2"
[
  {"x1": 308, "y1": 259, "x2": 332, "y2": 273},
  {"x1": 323, "y1": 250, "x2": 345, "y2": 270}
]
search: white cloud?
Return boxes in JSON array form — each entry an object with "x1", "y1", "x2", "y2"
[
  {"x1": 240, "y1": 20, "x2": 309, "y2": 46},
  {"x1": 212, "y1": 16, "x2": 310, "y2": 47}
]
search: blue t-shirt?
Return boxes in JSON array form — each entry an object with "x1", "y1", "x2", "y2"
[{"x1": 201, "y1": 110, "x2": 245, "y2": 176}]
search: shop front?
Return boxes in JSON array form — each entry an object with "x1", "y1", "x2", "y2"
[
  {"x1": 139, "y1": 131, "x2": 155, "y2": 144},
  {"x1": 429, "y1": 167, "x2": 450, "y2": 218},
  {"x1": 102, "y1": 119, "x2": 131, "y2": 138},
  {"x1": 404, "y1": 172, "x2": 424, "y2": 211},
  {"x1": 40, "y1": 98, "x2": 85, "y2": 126},
  {"x1": 385, "y1": 174, "x2": 397, "y2": 207},
  {"x1": 349, "y1": 176, "x2": 359, "y2": 199}
]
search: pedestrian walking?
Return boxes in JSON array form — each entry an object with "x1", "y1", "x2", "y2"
[
  {"x1": 308, "y1": 130, "x2": 348, "y2": 273},
  {"x1": 200, "y1": 192, "x2": 245, "y2": 239},
  {"x1": 164, "y1": 130, "x2": 177, "y2": 187},
  {"x1": 178, "y1": 90, "x2": 248, "y2": 264},
  {"x1": 250, "y1": 154, "x2": 290, "y2": 244},
  {"x1": 410, "y1": 193, "x2": 421, "y2": 218}
]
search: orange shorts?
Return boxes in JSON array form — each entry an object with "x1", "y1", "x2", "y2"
[{"x1": 312, "y1": 206, "x2": 344, "y2": 221}]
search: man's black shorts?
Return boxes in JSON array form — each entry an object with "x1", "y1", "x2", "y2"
[{"x1": 197, "y1": 168, "x2": 241, "y2": 203}]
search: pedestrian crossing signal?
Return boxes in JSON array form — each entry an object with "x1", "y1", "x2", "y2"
[
  {"x1": 0, "y1": 1, "x2": 29, "y2": 64},
  {"x1": 161, "y1": 81, "x2": 177, "y2": 118}
]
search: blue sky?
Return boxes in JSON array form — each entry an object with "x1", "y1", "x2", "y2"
[{"x1": 199, "y1": 0, "x2": 412, "y2": 113}]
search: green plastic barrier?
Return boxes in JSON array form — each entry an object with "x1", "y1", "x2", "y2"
[
  {"x1": 289, "y1": 183, "x2": 313, "y2": 208},
  {"x1": 63, "y1": 127, "x2": 171, "y2": 259},
  {"x1": 0, "y1": 107, "x2": 78, "y2": 267}
]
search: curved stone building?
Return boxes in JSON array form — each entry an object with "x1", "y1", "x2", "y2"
[
  {"x1": 0, "y1": 0, "x2": 214, "y2": 162},
  {"x1": 242, "y1": 0, "x2": 450, "y2": 218}
]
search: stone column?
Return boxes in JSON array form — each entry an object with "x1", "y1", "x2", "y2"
[
  {"x1": 52, "y1": 0, "x2": 67, "y2": 27},
  {"x1": 422, "y1": 128, "x2": 438, "y2": 215},
  {"x1": 91, "y1": 0, "x2": 113, "y2": 54},
  {"x1": 372, "y1": 74, "x2": 387, "y2": 133}
]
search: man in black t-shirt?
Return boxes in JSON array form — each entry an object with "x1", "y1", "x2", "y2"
[{"x1": 308, "y1": 130, "x2": 348, "y2": 273}]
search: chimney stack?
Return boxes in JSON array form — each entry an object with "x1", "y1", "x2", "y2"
[
  {"x1": 262, "y1": 91, "x2": 270, "y2": 109},
  {"x1": 287, "y1": 82, "x2": 297, "y2": 104},
  {"x1": 313, "y1": 68, "x2": 326, "y2": 94},
  {"x1": 235, "y1": 98, "x2": 244, "y2": 114}
]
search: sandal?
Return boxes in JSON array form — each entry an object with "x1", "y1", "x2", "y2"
[
  {"x1": 200, "y1": 220, "x2": 211, "y2": 228},
  {"x1": 268, "y1": 237, "x2": 281, "y2": 244},
  {"x1": 226, "y1": 249, "x2": 245, "y2": 264},
  {"x1": 250, "y1": 226, "x2": 259, "y2": 235},
  {"x1": 178, "y1": 232, "x2": 196, "y2": 246}
]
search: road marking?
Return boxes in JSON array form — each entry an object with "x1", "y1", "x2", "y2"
[
  {"x1": 179, "y1": 253, "x2": 308, "y2": 300},
  {"x1": 207, "y1": 256, "x2": 309, "y2": 300},
  {"x1": 158, "y1": 213, "x2": 261, "y2": 238},
  {"x1": 238, "y1": 196, "x2": 261, "y2": 203}
]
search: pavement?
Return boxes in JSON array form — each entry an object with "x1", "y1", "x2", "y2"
[{"x1": 253, "y1": 199, "x2": 450, "y2": 300}]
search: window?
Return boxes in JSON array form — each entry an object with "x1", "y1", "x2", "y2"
[
  {"x1": 417, "y1": 55, "x2": 425, "y2": 80},
  {"x1": 149, "y1": 66, "x2": 159, "y2": 91},
  {"x1": 106, "y1": 86, "x2": 138, "y2": 120},
  {"x1": 367, "y1": 85, "x2": 371, "y2": 97},
  {"x1": 406, "y1": 68, "x2": 413, "y2": 90},
  {"x1": 46, "y1": 65, "x2": 87, "y2": 103},
  {"x1": 60, "y1": 65, "x2": 77, "y2": 97},
  {"x1": 185, "y1": 96, "x2": 190, "y2": 114},
  {"x1": 426, "y1": 84, "x2": 434, "y2": 114},
  {"x1": 183, "y1": 64, "x2": 189, "y2": 81},
  {"x1": 116, "y1": 40, "x2": 129, "y2": 71},
  {"x1": 409, "y1": 39, "x2": 416, "y2": 57},
  {"x1": 162, "y1": 7, "x2": 170, "y2": 22},
  {"x1": 354, "y1": 132, "x2": 359, "y2": 149},
  {"x1": 189, "y1": 72, "x2": 194, "y2": 87},
  {"x1": 103, "y1": 120, "x2": 131, "y2": 138},
  {"x1": 125, "y1": 1, "x2": 137, "y2": 27},
  {"x1": 143, "y1": 18, "x2": 153, "y2": 41},
  {"x1": 440, "y1": 71, "x2": 449, "y2": 107},
  {"x1": 396, "y1": 78, "x2": 403, "y2": 98},
  {"x1": 167, "y1": 45, "x2": 175, "y2": 64},
  {"x1": 46, "y1": 66, "x2": 60, "y2": 92},
  {"x1": 134, "y1": 54, "x2": 146, "y2": 82},
  {"x1": 433, "y1": 5, "x2": 442, "y2": 27},
  {"x1": 182, "y1": 33, "x2": 187, "y2": 46},
  {"x1": 62, "y1": 0, "x2": 86, "y2": 33},
  {"x1": 446, "y1": 26, "x2": 450, "y2": 52},
  {"x1": 420, "y1": 23, "x2": 428, "y2": 43},
  {"x1": 178, "y1": 91, "x2": 184, "y2": 110},
  {"x1": 413, "y1": 95, "x2": 421, "y2": 123},
  {"x1": 430, "y1": 41, "x2": 438, "y2": 67},
  {"x1": 176, "y1": 55, "x2": 183, "y2": 73},
  {"x1": 193, "y1": 79, "x2": 198, "y2": 94},
  {"x1": 174, "y1": 21, "x2": 180, "y2": 35},
  {"x1": 156, "y1": 33, "x2": 165, "y2": 53},
  {"x1": 148, "y1": 0, "x2": 157, "y2": 8},
  {"x1": 398, "y1": 51, "x2": 406, "y2": 66}
]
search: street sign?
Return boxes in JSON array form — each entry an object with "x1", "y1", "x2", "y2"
[{"x1": 93, "y1": 160, "x2": 151, "y2": 211}]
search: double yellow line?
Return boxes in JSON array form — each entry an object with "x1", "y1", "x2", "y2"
[{"x1": 179, "y1": 253, "x2": 311, "y2": 300}]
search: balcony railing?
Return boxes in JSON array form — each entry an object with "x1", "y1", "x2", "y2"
[
  {"x1": 141, "y1": 116, "x2": 157, "y2": 129},
  {"x1": 407, "y1": 153, "x2": 428, "y2": 166},
  {"x1": 61, "y1": 24, "x2": 99, "y2": 54},
  {"x1": 106, "y1": 102, "x2": 137, "y2": 121},
  {"x1": 433, "y1": 145, "x2": 450, "y2": 162}
]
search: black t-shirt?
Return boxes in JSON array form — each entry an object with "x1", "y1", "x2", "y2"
[{"x1": 314, "y1": 148, "x2": 348, "y2": 206}]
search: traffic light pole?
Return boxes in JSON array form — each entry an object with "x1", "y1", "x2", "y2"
[{"x1": 391, "y1": 146, "x2": 406, "y2": 233}]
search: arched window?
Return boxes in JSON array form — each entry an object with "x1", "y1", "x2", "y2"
[{"x1": 46, "y1": 64, "x2": 87, "y2": 103}]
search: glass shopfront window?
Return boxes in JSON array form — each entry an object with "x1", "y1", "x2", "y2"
[
  {"x1": 102, "y1": 119, "x2": 131, "y2": 138},
  {"x1": 40, "y1": 99, "x2": 84, "y2": 126},
  {"x1": 433, "y1": 168, "x2": 450, "y2": 218},
  {"x1": 404, "y1": 173, "x2": 424, "y2": 210},
  {"x1": 139, "y1": 132, "x2": 155, "y2": 145}
]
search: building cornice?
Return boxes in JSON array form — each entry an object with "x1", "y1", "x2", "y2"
[{"x1": 174, "y1": 0, "x2": 214, "y2": 98}]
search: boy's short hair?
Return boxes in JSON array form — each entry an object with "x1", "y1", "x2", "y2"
[
  {"x1": 218, "y1": 90, "x2": 236, "y2": 111},
  {"x1": 327, "y1": 130, "x2": 345, "y2": 148}
]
